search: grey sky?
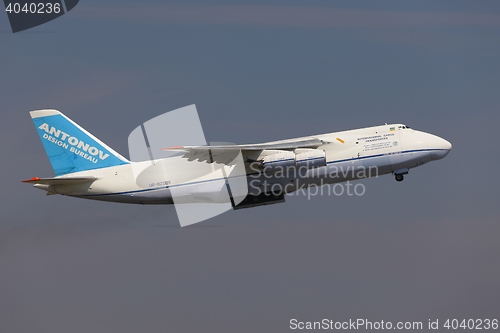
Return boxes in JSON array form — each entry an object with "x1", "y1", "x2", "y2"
[{"x1": 1, "y1": 1, "x2": 499, "y2": 332}]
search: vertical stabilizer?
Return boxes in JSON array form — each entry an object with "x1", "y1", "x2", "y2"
[{"x1": 30, "y1": 109, "x2": 129, "y2": 176}]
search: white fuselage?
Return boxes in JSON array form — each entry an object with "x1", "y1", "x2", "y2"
[{"x1": 45, "y1": 124, "x2": 451, "y2": 204}]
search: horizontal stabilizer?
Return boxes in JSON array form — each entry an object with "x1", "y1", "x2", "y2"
[{"x1": 22, "y1": 176, "x2": 97, "y2": 185}]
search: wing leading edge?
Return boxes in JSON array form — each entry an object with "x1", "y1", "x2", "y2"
[{"x1": 162, "y1": 138, "x2": 325, "y2": 164}]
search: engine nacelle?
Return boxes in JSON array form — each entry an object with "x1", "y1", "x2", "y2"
[
  {"x1": 260, "y1": 149, "x2": 326, "y2": 173},
  {"x1": 262, "y1": 150, "x2": 296, "y2": 172},
  {"x1": 295, "y1": 149, "x2": 326, "y2": 169}
]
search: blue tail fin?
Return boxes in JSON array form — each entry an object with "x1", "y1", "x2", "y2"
[{"x1": 31, "y1": 110, "x2": 129, "y2": 176}]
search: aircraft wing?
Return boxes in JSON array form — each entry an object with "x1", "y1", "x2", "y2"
[{"x1": 162, "y1": 138, "x2": 325, "y2": 164}]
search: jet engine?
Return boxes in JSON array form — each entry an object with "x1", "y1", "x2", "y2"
[
  {"x1": 294, "y1": 149, "x2": 327, "y2": 169},
  {"x1": 262, "y1": 151, "x2": 296, "y2": 172},
  {"x1": 260, "y1": 149, "x2": 326, "y2": 172}
]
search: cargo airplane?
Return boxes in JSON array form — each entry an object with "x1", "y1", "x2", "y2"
[{"x1": 24, "y1": 109, "x2": 451, "y2": 210}]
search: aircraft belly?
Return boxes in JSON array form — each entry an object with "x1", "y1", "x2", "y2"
[
  {"x1": 75, "y1": 187, "x2": 174, "y2": 204},
  {"x1": 135, "y1": 188, "x2": 174, "y2": 204}
]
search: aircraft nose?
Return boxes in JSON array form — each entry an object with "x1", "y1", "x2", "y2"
[
  {"x1": 430, "y1": 136, "x2": 452, "y2": 160},
  {"x1": 443, "y1": 138, "x2": 452, "y2": 150}
]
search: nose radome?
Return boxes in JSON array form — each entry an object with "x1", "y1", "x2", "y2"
[
  {"x1": 430, "y1": 136, "x2": 452, "y2": 160},
  {"x1": 443, "y1": 139, "x2": 452, "y2": 150},
  {"x1": 435, "y1": 136, "x2": 452, "y2": 150}
]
